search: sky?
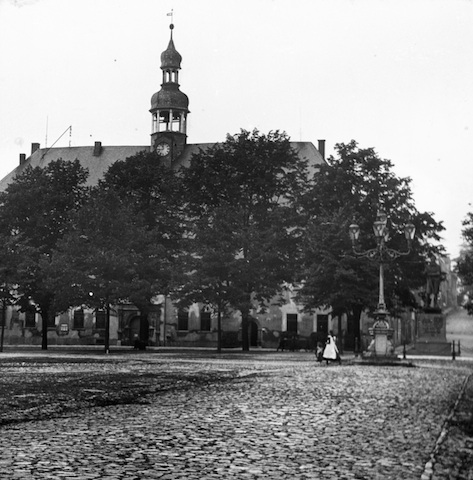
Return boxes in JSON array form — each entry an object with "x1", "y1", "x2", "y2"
[{"x1": 0, "y1": 0, "x2": 472, "y2": 260}]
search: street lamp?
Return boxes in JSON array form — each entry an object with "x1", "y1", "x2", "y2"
[{"x1": 349, "y1": 209, "x2": 415, "y2": 358}]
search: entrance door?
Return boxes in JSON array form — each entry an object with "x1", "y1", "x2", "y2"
[
  {"x1": 346, "y1": 310, "x2": 361, "y2": 351},
  {"x1": 129, "y1": 316, "x2": 150, "y2": 345},
  {"x1": 316, "y1": 314, "x2": 329, "y2": 343}
]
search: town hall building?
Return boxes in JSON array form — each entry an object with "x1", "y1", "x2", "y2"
[{"x1": 0, "y1": 23, "x2": 337, "y2": 350}]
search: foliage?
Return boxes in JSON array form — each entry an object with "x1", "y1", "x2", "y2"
[
  {"x1": 100, "y1": 150, "x2": 187, "y2": 304},
  {"x1": 182, "y1": 129, "x2": 311, "y2": 350},
  {"x1": 0, "y1": 159, "x2": 89, "y2": 349},
  {"x1": 45, "y1": 189, "x2": 167, "y2": 315},
  {"x1": 101, "y1": 149, "x2": 186, "y2": 250},
  {"x1": 298, "y1": 140, "x2": 445, "y2": 317},
  {"x1": 456, "y1": 212, "x2": 473, "y2": 314}
]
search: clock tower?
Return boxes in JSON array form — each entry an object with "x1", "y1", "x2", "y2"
[{"x1": 150, "y1": 23, "x2": 189, "y2": 161}]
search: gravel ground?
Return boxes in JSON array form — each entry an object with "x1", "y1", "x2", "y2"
[{"x1": 0, "y1": 350, "x2": 472, "y2": 479}]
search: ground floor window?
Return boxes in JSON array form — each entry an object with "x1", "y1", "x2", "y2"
[
  {"x1": 25, "y1": 310, "x2": 36, "y2": 328},
  {"x1": 47, "y1": 312, "x2": 56, "y2": 328},
  {"x1": 73, "y1": 309, "x2": 84, "y2": 329},
  {"x1": 200, "y1": 311, "x2": 211, "y2": 331},
  {"x1": 177, "y1": 311, "x2": 188, "y2": 331},
  {"x1": 287, "y1": 313, "x2": 298, "y2": 334},
  {"x1": 95, "y1": 310, "x2": 106, "y2": 329},
  {"x1": 59, "y1": 323, "x2": 69, "y2": 335}
]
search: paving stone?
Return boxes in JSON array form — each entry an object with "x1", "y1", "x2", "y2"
[{"x1": 0, "y1": 353, "x2": 471, "y2": 478}]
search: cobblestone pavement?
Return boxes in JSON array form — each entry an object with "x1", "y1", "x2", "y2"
[{"x1": 0, "y1": 351, "x2": 472, "y2": 479}]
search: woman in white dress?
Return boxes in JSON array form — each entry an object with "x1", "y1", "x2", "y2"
[{"x1": 322, "y1": 331, "x2": 341, "y2": 365}]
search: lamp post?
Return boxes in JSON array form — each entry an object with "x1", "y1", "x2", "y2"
[{"x1": 349, "y1": 210, "x2": 415, "y2": 358}]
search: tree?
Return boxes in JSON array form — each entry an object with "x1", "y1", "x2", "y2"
[
  {"x1": 101, "y1": 149, "x2": 186, "y2": 248},
  {"x1": 99, "y1": 150, "x2": 187, "y2": 330},
  {"x1": 177, "y1": 206, "x2": 243, "y2": 352},
  {"x1": 298, "y1": 140, "x2": 444, "y2": 336},
  {"x1": 456, "y1": 212, "x2": 473, "y2": 314},
  {"x1": 182, "y1": 129, "x2": 311, "y2": 351},
  {"x1": 0, "y1": 160, "x2": 89, "y2": 349},
  {"x1": 45, "y1": 189, "x2": 168, "y2": 351}
]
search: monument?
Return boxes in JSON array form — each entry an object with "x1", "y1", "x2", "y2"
[{"x1": 414, "y1": 256, "x2": 450, "y2": 355}]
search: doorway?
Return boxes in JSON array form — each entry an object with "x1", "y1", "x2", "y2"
[
  {"x1": 129, "y1": 316, "x2": 150, "y2": 346},
  {"x1": 316, "y1": 314, "x2": 329, "y2": 343},
  {"x1": 346, "y1": 311, "x2": 361, "y2": 351}
]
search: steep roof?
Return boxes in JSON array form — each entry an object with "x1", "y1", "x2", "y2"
[
  {"x1": 0, "y1": 141, "x2": 325, "y2": 192},
  {"x1": 175, "y1": 141, "x2": 325, "y2": 174},
  {"x1": 0, "y1": 145, "x2": 150, "y2": 191}
]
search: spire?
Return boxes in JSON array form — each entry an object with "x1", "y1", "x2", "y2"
[{"x1": 160, "y1": 24, "x2": 182, "y2": 70}]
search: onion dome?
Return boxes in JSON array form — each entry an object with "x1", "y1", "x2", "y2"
[
  {"x1": 151, "y1": 85, "x2": 189, "y2": 111},
  {"x1": 160, "y1": 24, "x2": 182, "y2": 69}
]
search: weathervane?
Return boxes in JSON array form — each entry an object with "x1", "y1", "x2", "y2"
[{"x1": 167, "y1": 9, "x2": 174, "y2": 25}]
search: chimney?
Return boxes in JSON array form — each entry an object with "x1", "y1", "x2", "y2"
[
  {"x1": 19, "y1": 153, "x2": 26, "y2": 165},
  {"x1": 31, "y1": 143, "x2": 40, "y2": 155},
  {"x1": 318, "y1": 139, "x2": 325, "y2": 160},
  {"x1": 93, "y1": 141, "x2": 102, "y2": 156}
]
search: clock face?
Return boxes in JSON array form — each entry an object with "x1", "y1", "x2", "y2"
[{"x1": 156, "y1": 142, "x2": 170, "y2": 156}]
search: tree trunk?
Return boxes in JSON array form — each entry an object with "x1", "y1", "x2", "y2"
[
  {"x1": 337, "y1": 314, "x2": 343, "y2": 354},
  {"x1": 41, "y1": 307, "x2": 49, "y2": 351},
  {"x1": 0, "y1": 299, "x2": 6, "y2": 353},
  {"x1": 241, "y1": 307, "x2": 250, "y2": 351},
  {"x1": 217, "y1": 306, "x2": 222, "y2": 353},
  {"x1": 353, "y1": 305, "x2": 363, "y2": 354},
  {"x1": 105, "y1": 303, "x2": 110, "y2": 354}
]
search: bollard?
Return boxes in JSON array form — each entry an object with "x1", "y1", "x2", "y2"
[
  {"x1": 403, "y1": 341, "x2": 406, "y2": 360},
  {"x1": 458, "y1": 340, "x2": 461, "y2": 357},
  {"x1": 452, "y1": 340, "x2": 456, "y2": 361}
]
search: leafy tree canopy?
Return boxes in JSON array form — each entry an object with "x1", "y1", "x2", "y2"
[
  {"x1": 0, "y1": 159, "x2": 89, "y2": 349},
  {"x1": 97, "y1": 150, "x2": 188, "y2": 316},
  {"x1": 456, "y1": 212, "x2": 473, "y2": 314},
  {"x1": 46, "y1": 189, "x2": 169, "y2": 316},
  {"x1": 182, "y1": 129, "x2": 311, "y2": 350},
  {"x1": 298, "y1": 140, "x2": 445, "y2": 317},
  {"x1": 101, "y1": 150, "x2": 186, "y2": 249}
]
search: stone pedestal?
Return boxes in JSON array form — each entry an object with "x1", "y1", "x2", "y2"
[
  {"x1": 364, "y1": 319, "x2": 396, "y2": 359},
  {"x1": 413, "y1": 312, "x2": 450, "y2": 356},
  {"x1": 417, "y1": 312, "x2": 447, "y2": 341}
]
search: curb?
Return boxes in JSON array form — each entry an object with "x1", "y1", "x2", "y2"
[{"x1": 420, "y1": 373, "x2": 472, "y2": 479}]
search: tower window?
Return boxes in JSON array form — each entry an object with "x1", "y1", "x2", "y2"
[{"x1": 152, "y1": 113, "x2": 158, "y2": 133}]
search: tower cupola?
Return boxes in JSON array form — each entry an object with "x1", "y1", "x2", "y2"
[
  {"x1": 150, "y1": 23, "x2": 189, "y2": 161},
  {"x1": 160, "y1": 30, "x2": 182, "y2": 70}
]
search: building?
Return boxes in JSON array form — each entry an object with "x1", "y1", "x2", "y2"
[{"x1": 0, "y1": 23, "x2": 336, "y2": 350}]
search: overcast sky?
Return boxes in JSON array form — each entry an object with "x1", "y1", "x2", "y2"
[{"x1": 0, "y1": 0, "x2": 472, "y2": 259}]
